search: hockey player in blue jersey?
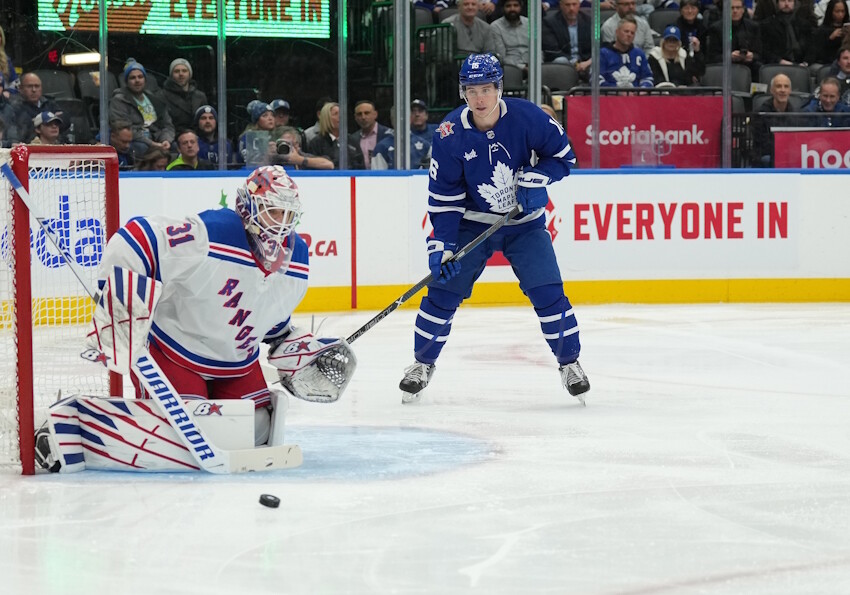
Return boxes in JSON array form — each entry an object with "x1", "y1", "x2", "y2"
[{"x1": 398, "y1": 53, "x2": 590, "y2": 405}]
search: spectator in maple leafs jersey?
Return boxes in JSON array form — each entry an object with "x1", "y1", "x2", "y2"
[
  {"x1": 397, "y1": 53, "x2": 590, "y2": 406},
  {"x1": 599, "y1": 15, "x2": 654, "y2": 88}
]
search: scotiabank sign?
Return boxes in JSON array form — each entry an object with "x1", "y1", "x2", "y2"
[
  {"x1": 773, "y1": 127, "x2": 850, "y2": 168},
  {"x1": 565, "y1": 96, "x2": 723, "y2": 168}
]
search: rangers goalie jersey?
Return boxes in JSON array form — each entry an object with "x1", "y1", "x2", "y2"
[{"x1": 99, "y1": 208, "x2": 309, "y2": 378}]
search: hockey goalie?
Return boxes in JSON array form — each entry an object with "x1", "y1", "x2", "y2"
[{"x1": 35, "y1": 166, "x2": 356, "y2": 474}]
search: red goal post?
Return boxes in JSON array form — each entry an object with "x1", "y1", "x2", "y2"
[{"x1": 0, "y1": 145, "x2": 122, "y2": 475}]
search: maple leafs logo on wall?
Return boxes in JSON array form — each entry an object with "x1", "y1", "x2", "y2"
[
  {"x1": 53, "y1": 0, "x2": 153, "y2": 32},
  {"x1": 477, "y1": 162, "x2": 518, "y2": 213}
]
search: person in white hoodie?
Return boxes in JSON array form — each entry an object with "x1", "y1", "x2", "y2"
[{"x1": 647, "y1": 25, "x2": 702, "y2": 87}]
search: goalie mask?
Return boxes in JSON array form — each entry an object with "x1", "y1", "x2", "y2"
[{"x1": 236, "y1": 166, "x2": 302, "y2": 273}]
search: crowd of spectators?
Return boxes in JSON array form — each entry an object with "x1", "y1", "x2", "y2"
[{"x1": 1, "y1": 0, "x2": 850, "y2": 170}]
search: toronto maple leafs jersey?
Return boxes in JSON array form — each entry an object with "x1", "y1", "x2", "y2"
[
  {"x1": 98, "y1": 208, "x2": 309, "y2": 378},
  {"x1": 599, "y1": 45, "x2": 654, "y2": 88},
  {"x1": 427, "y1": 97, "x2": 576, "y2": 244}
]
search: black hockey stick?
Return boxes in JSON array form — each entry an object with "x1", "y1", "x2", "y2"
[{"x1": 346, "y1": 204, "x2": 521, "y2": 344}]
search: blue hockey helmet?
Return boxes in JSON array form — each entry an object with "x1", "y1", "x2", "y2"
[{"x1": 458, "y1": 53, "x2": 504, "y2": 100}]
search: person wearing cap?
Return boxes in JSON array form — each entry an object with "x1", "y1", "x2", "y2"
[
  {"x1": 348, "y1": 99, "x2": 393, "y2": 169},
  {"x1": 30, "y1": 111, "x2": 62, "y2": 145},
  {"x1": 157, "y1": 58, "x2": 208, "y2": 132},
  {"x1": 410, "y1": 99, "x2": 438, "y2": 138},
  {"x1": 371, "y1": 101, "x2": 434, "y2": 171},
  {"x1": 12, "y1": 72, "x2": 64, "y2": 143},
  {"x1": 648, "y1": 25, "x2": 701, "y2": 87},
  {"x1": 109, "y1": 59, "x2": 175, "y2": 157},
  {"x1": 193, "y1": 105, "x2": 235, "y2": 165},
  {"x1": 270, "y1": 99, "x2": 293, "y2": 128},
  {"x1": 270, "y1": 98, "x2": 308, "y2": 149},
  {"x1": 238, "y1": 101, "x2": 276, "y2": 167},
  {"x1": 599, "y1": 15, "x2": 654, "y2": 88}
]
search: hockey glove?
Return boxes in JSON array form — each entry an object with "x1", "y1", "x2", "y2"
[
  {"x1": 516, "y1": 168, "x2": 551, "y2": 212},
  {"x1": 426, "y1": 239, "x2": 460, "y2": 284}
]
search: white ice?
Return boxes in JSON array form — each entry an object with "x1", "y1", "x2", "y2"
[{"x1": 2, "y1": 303, "x2": 850, "y2": 595}]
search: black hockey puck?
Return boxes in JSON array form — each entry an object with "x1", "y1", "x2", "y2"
[{"x1": 259, "y1": 494, "x2": 280, "y2": 508}]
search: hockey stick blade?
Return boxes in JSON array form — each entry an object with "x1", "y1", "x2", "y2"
[{"x1": 346, "y1": 205, "x2": 521, "y2": 344}]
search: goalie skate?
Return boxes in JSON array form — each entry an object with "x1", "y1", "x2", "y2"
[
  {"x1": 399, "y1": 362, "x2": 435, "y2": 404},
  {"x1": 34, "y1": 423, "x2": 60, "y2": 473},
  {"x1": 560, "y1": 361, "x2": 590, "y2": 406}
]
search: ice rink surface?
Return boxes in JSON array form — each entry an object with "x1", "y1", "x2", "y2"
[{"x1": 2, "y1": 303, "x2": 850, "y2": 595}]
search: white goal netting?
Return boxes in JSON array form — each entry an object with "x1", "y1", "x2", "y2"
[{"x1": 0, "y1": 147, "x2": 118, "y2": 473}]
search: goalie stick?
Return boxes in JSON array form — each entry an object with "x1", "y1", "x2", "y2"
[
  {"x1": 346, "y1": 204, "x2": 522, "y2": 344},
  {"x1": 1, "y1": 162, "x2": 302, "y2": 474}
]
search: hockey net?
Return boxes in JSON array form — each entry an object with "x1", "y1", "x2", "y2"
[{"x1": 0, "y1": 145, "x2": 122, "y2": 475}]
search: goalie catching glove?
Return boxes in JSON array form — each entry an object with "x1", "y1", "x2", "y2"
[
  {"x1": 84, "y1": 266, "x2": 161, "y2": 375},
  {"x1": 268, "y1": 332, "x2": 357, "y2": 403}
]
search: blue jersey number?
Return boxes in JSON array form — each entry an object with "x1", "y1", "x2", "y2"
[{"x1": 166, "y1": 223, "x2": 195, "y2": 247}]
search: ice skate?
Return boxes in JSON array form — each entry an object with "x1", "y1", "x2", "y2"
[
  {"x1": 34, "y1": 422, "x2": 61, "y2": 473},
  {"x1": 560, "y1": 361, "x2": 590, "y2": 406},
  {"x1": 399, "y1": 362, "x2": 435, "y2": 404}
]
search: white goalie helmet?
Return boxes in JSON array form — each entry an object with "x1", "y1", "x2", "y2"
[{"x1": 236, "y1": 166, "x2": 302, "y2": 272}]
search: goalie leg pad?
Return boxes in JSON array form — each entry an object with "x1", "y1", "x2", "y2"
[{"x1": 41, "y1": 396, "x2": 259, "y2": 472}]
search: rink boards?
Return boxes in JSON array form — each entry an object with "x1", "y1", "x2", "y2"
[{"x1": 110, "y1": 170, "x2": 849, "y2": 310}]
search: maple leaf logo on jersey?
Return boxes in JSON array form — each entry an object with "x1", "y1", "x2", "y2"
[
  {"x1": 437, "y1": 121, "x2": 455, "y2": 139},
  {"x1": 464, "y1": 149, "x2": 477, "y2": 161},
  {"x1": 612, "y1": 66, "x2": 637, "y2": 88},
  {"x1": 477, "y1": 162, "x2": 518, "y2": 213}
]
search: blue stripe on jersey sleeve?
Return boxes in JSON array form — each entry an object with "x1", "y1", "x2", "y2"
[
  {"x1": 133, "y1": 217, "x2": 161, "y2": 281},
  {"x1": 199, "y1": 208, "x2": 252, "y2": 252},
  {"x1": 209, "y1": 251, "x2": 255, "y2": 267},
  {"x1": 117, "y1": 228, "x2": 152, "y2": 278}
]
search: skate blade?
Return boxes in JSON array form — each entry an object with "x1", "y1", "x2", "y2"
[
  {"x1": 575, "y1": 394, "x2": 586, "y2": 407},
  {"x1": 401, "y1": 390, "x2": 423, "y2": 404}
]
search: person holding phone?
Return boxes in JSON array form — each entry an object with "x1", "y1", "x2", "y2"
[
  {"x1": 706, "y1": 0, "x2": 762, "y2": 77},
  {"x1": 809, "y1": 0, "x2": 850, "y2": 65}
]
